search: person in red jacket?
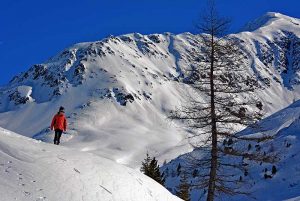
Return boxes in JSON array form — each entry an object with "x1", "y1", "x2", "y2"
[{"x1": 51, "y1": 106, "x2": 67, "y2": 145}]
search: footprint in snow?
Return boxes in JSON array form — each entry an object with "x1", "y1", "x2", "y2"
[
  {"x1": 136, "y1": 178, "x2": 143, "y2": 185},
  {"x1": 23, "y1": 191, "x2": 31, "y2": 196},
  {"x1": 5, "y1": 166, "x2": 11, "y2": 173},
  {"x1": 147, "y1": 189, "x2": 153, "y2": 197}
]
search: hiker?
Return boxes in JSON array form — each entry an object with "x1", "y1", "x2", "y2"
[{"x1": 51, "y1": 106, "x2": 67, "y2": 145}]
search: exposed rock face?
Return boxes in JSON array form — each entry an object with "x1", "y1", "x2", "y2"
[
  {"x1": 7, "y1": 86, "x2": 34, "y2": 105},
  {"x1": 9, "y1": 90, "x2": 30, "y2": 105},
  {"x1": 112, "y1": 88, "x2": 135, "y2": 106}
]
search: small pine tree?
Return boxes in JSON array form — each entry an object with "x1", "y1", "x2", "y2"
[
  {"x1": 177, "y1": 163, "x2": 182, "y2": 176},
  {"x1": 140, "y1": 153, "x2": 165, "y2": 185},
  {"x1": 248, "y1": 143, "x2": 252, "y2": 151},
  {"x1": 163, "y1": 160, "x2": 167, "y2": 166},
  {"x1": 140, "y1": 152, "x2": 151, "y2": 175},
  {"x1": 272, "y1": 165, "x2": 277, "y2": 175},
  {"x1": 176, "y1": 172, "x2": 191, "y2": 201}
]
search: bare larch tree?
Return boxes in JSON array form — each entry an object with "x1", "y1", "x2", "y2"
[{"x1": 170, "y1": 1, "x2": 277, "y2": 201}]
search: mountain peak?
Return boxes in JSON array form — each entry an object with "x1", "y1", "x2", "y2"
[{"x1": 241, "y1": 12, "x2": 300, "y2": 32}]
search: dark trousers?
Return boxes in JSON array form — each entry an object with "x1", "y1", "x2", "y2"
[{"x1": 54, "y1": 129, "x2": 63, "y2": 145}]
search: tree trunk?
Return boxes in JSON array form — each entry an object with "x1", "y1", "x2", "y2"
[{"x1": 207, "y1": 35, "x2": 218, "y2": 201}]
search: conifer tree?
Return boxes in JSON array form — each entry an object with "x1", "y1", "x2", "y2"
[
  {"x1": 140, "y1": 153, "x2": 165, "y2": 185},
  {"x1": 140, "y1": 152, "x2": 151, "y2": 175},
  {"x1": 170, "y1": 1, "x2": 277, "y2": 200},
  {"x1": 176, "y1": 172, "x2": 191, "y2": 201}
]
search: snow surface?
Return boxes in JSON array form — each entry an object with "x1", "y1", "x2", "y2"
[
  {"x1": 16, "y1": 86, "x2": 33, "y2": 99},
  {"x1": 0, "y1": 127, "x2": 182, "y2": 201}
]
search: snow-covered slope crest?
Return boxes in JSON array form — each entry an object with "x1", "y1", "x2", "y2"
[
  {"x1": 162, "y1": 100, "x2": 300, "y2": 201},
  {"x1": 241, "y1": 12, "x2": 300, "y2": 32},
  {"x1": 0, "y1": 127, "x2": 182, "y2": 201}
]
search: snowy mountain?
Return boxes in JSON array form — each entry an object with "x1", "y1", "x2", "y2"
[
  {"x1": 0, "y1": 127, "x2": 182, "y2": 201},
  {"x1": 0, "y1": 12, "x2": 299, "y2": 174},
  {"x1": 0, "y1": 33, "x2": 197, "y2": 168}
]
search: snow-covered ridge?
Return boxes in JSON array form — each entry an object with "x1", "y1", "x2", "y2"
[
  {"x1": 241, "y1": 12, "x2": 300, "y2": 32},
  {"x1": 0, "y1": 127, "x2": 182, "y2": 201}
]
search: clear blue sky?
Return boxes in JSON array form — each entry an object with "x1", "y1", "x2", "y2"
[{"x1": 0, "y1": 0, "x2": 299, "y2": 85}]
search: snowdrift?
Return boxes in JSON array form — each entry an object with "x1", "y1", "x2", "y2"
[{"x1": 0, "y1": 127, "x2": 182, "y2": 201}]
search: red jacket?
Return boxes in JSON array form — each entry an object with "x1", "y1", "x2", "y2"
[{"x1": 51, "y1": 113, "x2": 67, "y2": 131}]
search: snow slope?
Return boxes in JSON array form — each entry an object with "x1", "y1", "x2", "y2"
[
  {"x1": 0, "y1": 12, "x2": 299, "y2": 169},
  {"x1": 0, "y1": 127, "x2": 182, "y2": 201},
  {"x1": 162, "y1": 100, "x2": 300, "y2": 201}
]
